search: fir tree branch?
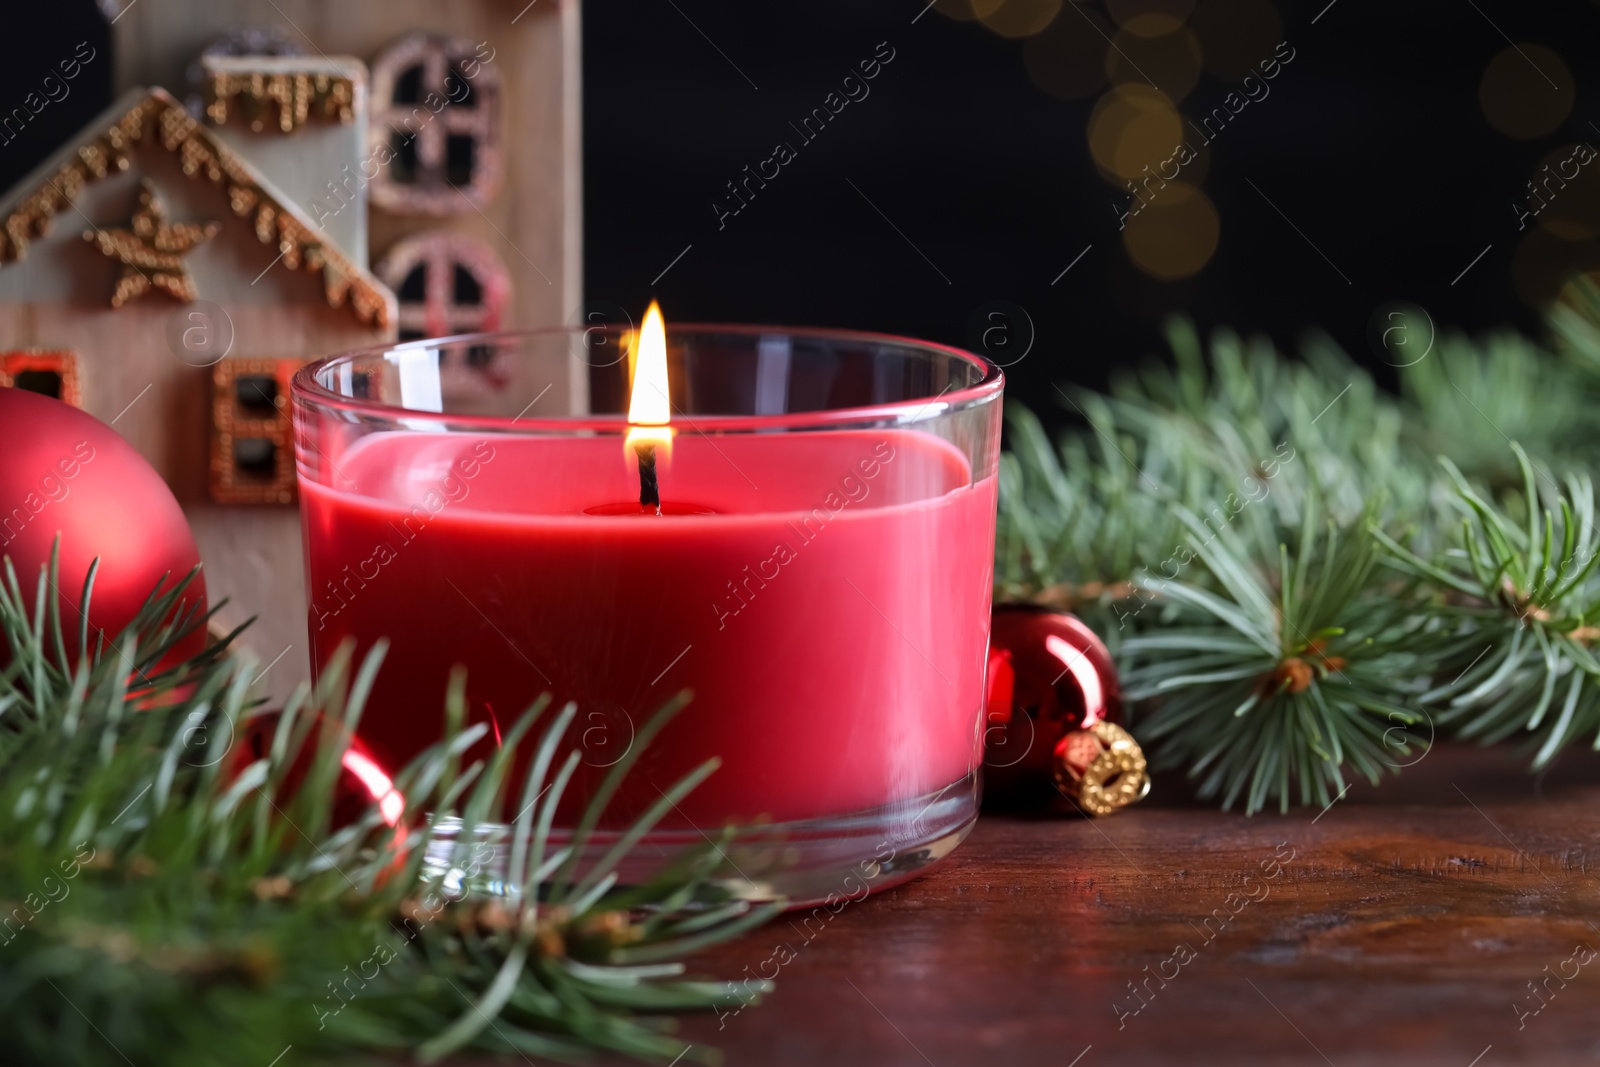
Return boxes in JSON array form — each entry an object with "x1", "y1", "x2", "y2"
[
  {"x1": 1122, "y1": 497, "x2": 1431, "y2": 814},
  {"x1": 0, "y1": 541, "x2": 776, "y2": 1066},
  {"x1": 1380, "y1": 445, "x2": 1600, "y2": 765},
  {"x1": 995, "y1": 303, "x2": 1600, "y2": 809}
]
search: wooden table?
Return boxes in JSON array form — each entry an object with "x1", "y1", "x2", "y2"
[{"x1": 617, "y1": 744, "x2": 1600, "y2": 1066}]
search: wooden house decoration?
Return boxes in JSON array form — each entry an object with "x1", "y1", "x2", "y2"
[
  {"x1": 0, "y1": 0, "x2": 583, "y2": 697},
  {"x1": 111, "y1": 0, "x2": 583, "y2": 387},
  {"x1": 0, "y1": 85, "x2": 396, "y2": 689}
]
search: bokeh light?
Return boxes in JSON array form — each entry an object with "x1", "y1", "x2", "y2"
[
  {"x1": 1531, "y1": 144, "x2": 1600, "y2": 241},
  {"x1": 1109, "y1": 244, "x2": 1202, "y2": 316},
  {"x1": 1024, "y1": 5, "x2": 1113, "y2": 100},
  {"x1": 1088, "y1": 84, "x2": 1185, "y2": 180},
  {"x1": 1511, "y1": 226, "x2": 1600, "y2": 308},
  {"x1": 1189, "y1": 0, "x2": 1282, "y2": 81},
  {"x1": 1122, "y1": 181, "x2": 1220, "y2": 279},
  {"x1": 1106, "y1": 0, "x2": 1196, "y2": 31},
  {"x1": 931, "y1": 0, "x2": 1007, "y2": 20},
  {"x1": 1106, "y1": 20, "x2": 1203, "y2": 100},
  {"x1": 980, "y1": 0, "x2": 1064, "y2": 37},
  {"x1": 1479, "y1": 45, "x2": 1573, "y2": 139}
]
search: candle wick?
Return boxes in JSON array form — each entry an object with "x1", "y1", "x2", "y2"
[{"x1": 635, "y1": 442, "x2": 661, "y2": 514}]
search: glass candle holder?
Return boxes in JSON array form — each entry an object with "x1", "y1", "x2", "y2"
[{"x1": 291, "y1": 323, "x2": 1002, "y2": 905}]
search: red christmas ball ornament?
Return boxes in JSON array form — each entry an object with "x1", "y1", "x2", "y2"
[
  {"x1": 227, "y1": 710, "x2": 407, "y2": 830},
  {"x1": 983, "y1": 604, "x2": 1149, "y2": 815},
  {"x1": 0, "y1": 388, "x2": 206, "y2": 668}
]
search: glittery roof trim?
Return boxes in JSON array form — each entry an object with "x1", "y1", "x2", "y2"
[
  {"x1": 0, "y1": 88, "x2": 393, "y2": 329},
  {"x1": 203, "y1": 57, "x2": 359, "y2": 133}
]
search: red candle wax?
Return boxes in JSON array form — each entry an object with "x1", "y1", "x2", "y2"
[{"x1": 299, "y1": 427, "x2": 996, "y2": 828}]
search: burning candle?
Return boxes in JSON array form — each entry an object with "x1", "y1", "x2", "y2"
[
  {"x1": 628, "y1": 301, "x2": 670, "y2": 511},
  {"x1": 293, "y1": 311, "x2": 1002, "y2": 901}
]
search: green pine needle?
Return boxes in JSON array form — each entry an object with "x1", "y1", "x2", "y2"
[
  {"x1": 996, "y1": 293, "x2": 1600, "y2": 810},
  {"x1": 0, "y1": 539, "x2": 777, "y2": 1066},
  {"x1": 1123, "y1": 499, "x2": 1431, "y2": 814},
  {"x1": 1379, "y1": 445, "x2": 1600, "y2": 766}
]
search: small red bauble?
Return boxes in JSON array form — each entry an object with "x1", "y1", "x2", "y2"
[
  {"x1": 0, "y1": 388, "x2": 206, "y2": 667},
  {"x1": 228, "y1": 710, "x2": 406, "y2": 829},
  {"x1": 983, "y1": 604, "x2": 1148, "y2": 814}
]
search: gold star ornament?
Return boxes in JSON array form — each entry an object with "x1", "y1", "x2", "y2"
[{"x1": 83, "y1": 179, "x2": 221, "y2": 307}]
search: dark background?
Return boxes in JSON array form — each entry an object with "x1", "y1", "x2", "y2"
[
  {"x1": 5, "y1": 1, "x2": 1598, "y2": 428},
  {"x1": 582, "y1": 0, "x2": 1600, "y2": 428},
  {"x1": 0, "y1": 6, "x2": 113, "y2": 205}
]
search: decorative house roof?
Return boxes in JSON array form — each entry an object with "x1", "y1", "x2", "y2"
[
  {"x1": 202, "y1": 56, "x2": 360, "y2": 134},
  {"x1": 0, "y1": 86, "x2": 393, "y2": 328}
]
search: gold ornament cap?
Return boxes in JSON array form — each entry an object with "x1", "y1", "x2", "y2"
[{"x1": 1053, "y1": 721, "x2": 1150, "y2": 816}]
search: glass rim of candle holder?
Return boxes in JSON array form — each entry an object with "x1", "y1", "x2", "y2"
[
  {"x1": 291, "y1": 321, "x2": 1003, "y2": 432},
  {"x1": 291, "y1": 322, "x2": 1003, "y2": 909}
]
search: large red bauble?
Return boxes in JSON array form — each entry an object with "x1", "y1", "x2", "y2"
[
  {"x1": 0, "y1": 388, "x2": 206, "y2": 666},
  {"x1": 983, "y1": 604, "x2": 1124, "y2": 805}
]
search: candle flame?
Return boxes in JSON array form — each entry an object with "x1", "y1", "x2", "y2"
[{"x1": 627, "y1": 301, "x2": 671, "y2": 431}]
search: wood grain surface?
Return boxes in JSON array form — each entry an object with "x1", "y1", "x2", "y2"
[{"x1": 578, "y1": 743, "x2": 1600, "y2": 1067}]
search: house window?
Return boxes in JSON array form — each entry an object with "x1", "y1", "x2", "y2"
[
  {"x1": 210, "y1": 358, "x2": 299, "y2": 505},
  {"x1": 368, "y1": 33, "x2": 501, "y2": 214},
  {"x1": 208, "y1": 357, "x2": 379, "y2": 504},
  {"x1": 0, "y1": 351, "x2": 81, "y2": 407},
  {"x1": 376, "y1": 232, "x2": 512, "y2": 395}
]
